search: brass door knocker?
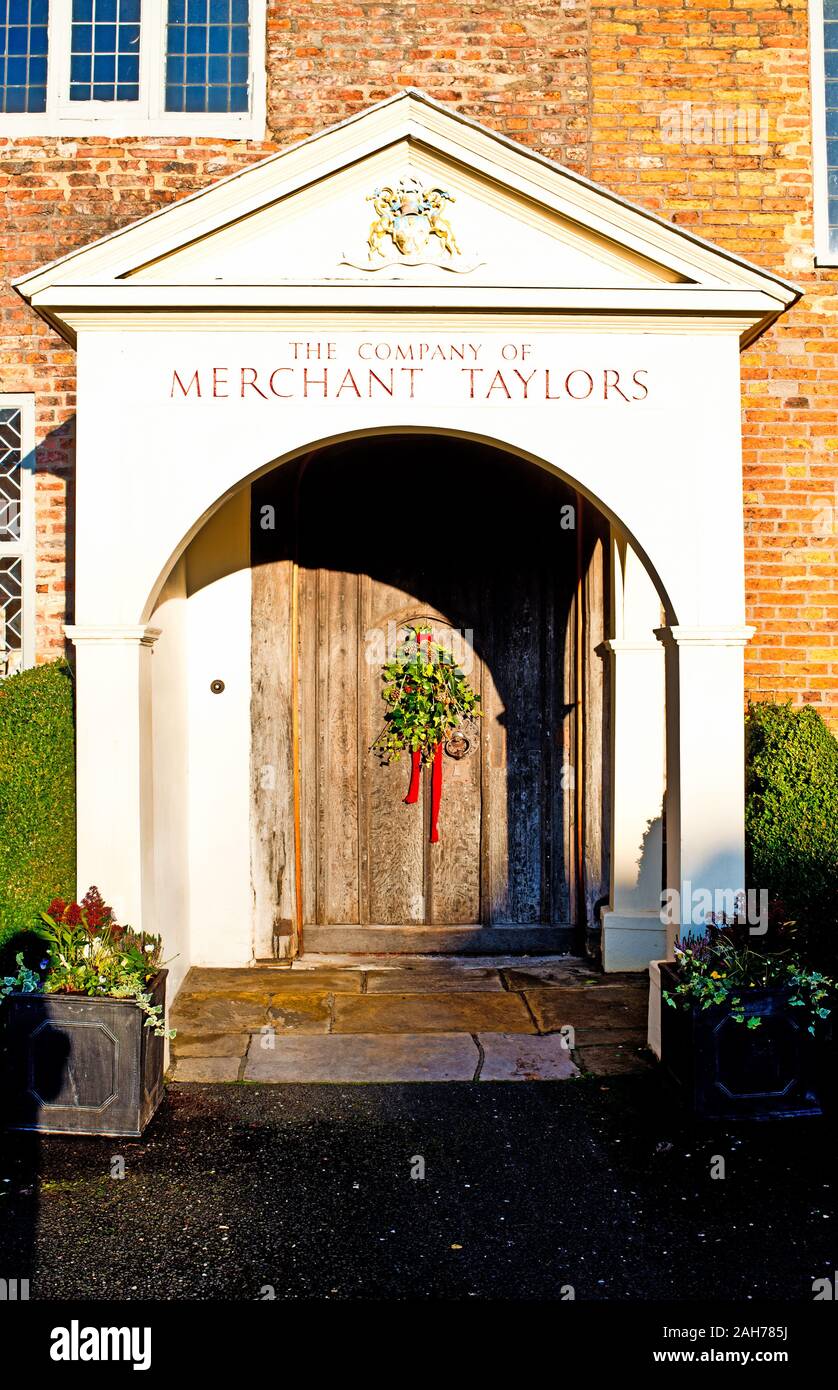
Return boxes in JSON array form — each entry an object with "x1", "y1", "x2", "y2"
[{"x1": 444, "y1": 731, "x2": 470, "y2": 760}]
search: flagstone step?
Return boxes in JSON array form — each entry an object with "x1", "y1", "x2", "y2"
[
  {"x1": 169, "y1": 1032, "x2": 581, "y2": 1083},
  {"x1": 167, "y1": 957, "x2": 652, "y2": 1082}
]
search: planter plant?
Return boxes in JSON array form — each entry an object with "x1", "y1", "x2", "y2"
[
  {"x1": 0, "y1": 887, "x2": 173, "y2": 1137},
  {"x1": 661, "y1": 911, "x2": 834, "y2": 1120}
]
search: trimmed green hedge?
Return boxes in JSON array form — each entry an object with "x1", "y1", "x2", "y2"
[
  {"x1": 745, "y1": 700, "x2": 838, "y2": 958},
  {"x1": 0, "y1": 661, "x2": 76, "y2": 958}
]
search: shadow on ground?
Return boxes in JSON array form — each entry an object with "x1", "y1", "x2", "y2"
[{"x1": 0, "y1": 1074, "x2": 835, "y2": 1301}]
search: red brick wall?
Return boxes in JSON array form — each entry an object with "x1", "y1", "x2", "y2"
[
  {"x1": 1, "y1": 0, "x2": 836, "y2": 724},
  {"x1": 590, "y1": 0, "x2": 838, "y2": 723},
  {"x1": 0, "y1": 137, "x2": 274, "y2": 659},
  {"x1": 0, "y1": 1, "x2": 588, "y2": 662}
]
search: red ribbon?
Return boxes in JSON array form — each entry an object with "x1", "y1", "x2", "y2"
[
  {"x1": 401, "y1": 630, "x2": 443, "y2": 841},
  {"x1": 430, "y1": 740, "x2": 442, "y2": 843},
  {"x1": 404, "y1": 749, "x2": 421, "y2": 805}
]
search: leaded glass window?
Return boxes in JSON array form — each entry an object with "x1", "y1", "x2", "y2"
[
  {"x1": 825, "y1": 2, "x2": 838, "y2": 253},
  {"x1": 0, "y1": 407, "x2": 24, "y2": 677},
  {"x1": 70, "y1": 0, "x2": 141, "y2": 102},
  {"x1": 0, "y1": 556, "x2": 23, "y2": 675},
  {"x1": 165, "y1": 0, "x2": 249, "y2": 114},
  {"x1": 0, "y1": 0, "x2": 260, "y2": 129},
  {"x1": 0, "y1": 0, "x2": 49, "y2": 114},
  {"x1": 0, "y1": 407, "x2": 22, "y2": 544}
]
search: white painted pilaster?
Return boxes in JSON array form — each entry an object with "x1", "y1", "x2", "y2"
[
  {"x1": 601, "y1": 540, "x2": 667, "y2": 971},
  {"x1": 64, "y1": 624, "x2": 160, "y2": 936},
  {"x1": 657, "y1": 624, "x2": 755, "y2": 952}
]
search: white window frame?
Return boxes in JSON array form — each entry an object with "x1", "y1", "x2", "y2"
[
  {"x1": 0, "y1": 394, "x2": 36, "y2": 675},
  {"x1": 811, "y1": 0, "x2": 838, "y2": 265},
  {"x1": 0, "y1": 0, "x2": 266, "y2": 138}
]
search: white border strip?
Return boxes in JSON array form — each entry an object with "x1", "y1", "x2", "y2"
[
  {"x1": 810, "y1": 0, "x2": 838, "y2": 265},
  {"x1": 0, "y1": 393, "x2": 37, "y2": 672}
]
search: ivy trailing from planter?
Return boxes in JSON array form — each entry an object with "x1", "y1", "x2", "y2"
[
  {"x1": 371, "y1": 626, "x2": 481, "y2": 842},
  {"x1": 663, "y1": 916, "x2": 835, "y2": 1036}
]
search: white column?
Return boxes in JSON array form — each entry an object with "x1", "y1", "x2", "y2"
[
  {"x1": 601, "y1": 539, "x2": 667, "y2": 971},
  {"x1": 656, "y1": 625, "x2": 755, "y2": 951},
  {"x1": 601, "y1": 640, "x2": 668, "y2": 970},
  {"x1": 65, "y1": 624, "x2": 160, "y2": 934}
]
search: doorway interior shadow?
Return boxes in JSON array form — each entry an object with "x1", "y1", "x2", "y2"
[{"x1": 250, "y1": 433, "x2": 612, "y2": 948}]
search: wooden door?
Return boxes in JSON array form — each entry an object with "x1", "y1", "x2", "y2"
[
  {"x1": 295, "y1": 437, "x2": 575, "y2": 928},
  {"x1": 250, "y1": 435, "x2": 607, "y2": 952}
]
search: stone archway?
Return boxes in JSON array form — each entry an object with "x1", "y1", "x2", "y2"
[{"x1": 134, "y1": 422, "x2": 681, "y2": 994}]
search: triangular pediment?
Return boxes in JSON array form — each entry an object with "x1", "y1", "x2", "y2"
[{"x1": 16, "y1": 90, "x2": 799, "y2": 340}]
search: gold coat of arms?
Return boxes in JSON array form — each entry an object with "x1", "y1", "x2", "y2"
[
  {"x1": 340, "y1": 175, "x2": 483, "y2": 273},
  {"x1": 368, "y1": 176, "x2": 460, "y2": 259}
]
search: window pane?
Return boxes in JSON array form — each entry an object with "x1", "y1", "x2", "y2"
[
  {"x1": 0, "y1": 0, "x2": 49, "y2": 112},
  {"x1": 165, "y1": 0, "x2": 248, "y2": 113},
  {"x1": 0, "y1": 555, "x2": 23, "y2": 675},
  {"x1": 69, "y1": 0, "x2": 140, "y2": 103},
  {"x1": 0, "y1": 407, "x2": 23, "y2": 677},
  {"x1": 0, "y1": 408, "x2": 22, "y2": 545}
]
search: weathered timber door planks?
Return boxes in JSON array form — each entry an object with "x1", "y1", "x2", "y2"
[{"x1": 251, "y1": 436, "x2": 607, "y2": 952}]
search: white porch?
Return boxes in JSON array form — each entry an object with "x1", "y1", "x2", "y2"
[{"x1": 14, "y1": 92, "x2": 798, "y2": 1005}]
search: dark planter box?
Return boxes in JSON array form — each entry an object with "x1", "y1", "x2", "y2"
[
  {"x1": 659, "y1": 962, "x2": 829, "y2": 1121},
  {"x1": 1, "y1": 971, "x2": 166, "y2": 1137}
]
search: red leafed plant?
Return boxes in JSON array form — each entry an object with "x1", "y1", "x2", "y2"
[{"x1": 21, "y1": 886, "x2": 174, "y2": 1037}]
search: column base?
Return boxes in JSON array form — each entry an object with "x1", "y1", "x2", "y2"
[{"x1": 601, "y1": 907, "x2": 668, "y2": 973}]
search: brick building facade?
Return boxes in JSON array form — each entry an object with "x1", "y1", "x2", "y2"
[{"x1": 1, "y1": 0, "x2": 835, "y2": 722}]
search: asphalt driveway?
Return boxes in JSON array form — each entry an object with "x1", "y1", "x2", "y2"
[{"x1": 0, "y1": 1073, "x2": 835, "y2": 1303}]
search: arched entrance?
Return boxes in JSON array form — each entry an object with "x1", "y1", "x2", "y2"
[
  {"x1": 250, "y1": 435, "x2": 611, "y2": 957},
  {"x1": 22, "y1": 88, "x2": 794, "y2": 1024}
]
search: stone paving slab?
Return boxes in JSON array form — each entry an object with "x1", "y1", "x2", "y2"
[
  {"x1": 243, "y1": 1033, "x2": 479, "y2": 1082},
  {"x1": 477, "y1": 1033, "x2": 580, "y2": 1081},
  {"x1": 525, "y1": 985, "x2": 648, "y2": 1039},
  {"x1": 171, "y1": 1032, "x2": 250, "y2": 1058},
  {"x1": 574, "y1": 1043, "x2": 655, "y2": 1076},
  {"x1": 181, "y1": 967, "x2": 290, "y2": 995},
  {"x1": 267, "y1": 992, "x2": 331, "y2": 1033},
  {"x1": 364, "y1": 967, "x2": 504, "y2": 993},
  {"x1": 332, "y1": 991, "x2": 536, "y2": 1034},
  {"x1": 170, "y1": 995, "x2": 273, "y2": 1034},
  {"x1": 184, "y1": 966, "x2": 363, "y2": 994},
  {"x1": 169, "y1": 1056, "x2": 242, "y2": 1082},
  {"x1": 503, "y1": 965, "x2": 624, "y2": 990}
]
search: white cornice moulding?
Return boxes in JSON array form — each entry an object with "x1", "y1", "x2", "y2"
[
  {"x1": 13, "y1": 89, "x2": 801, "y2": 355},
  {"x1": 65, "y1": 625, "x2": 162, "y2": 647},
  {"x1": 655, "y1": 626, "x2": 756, "y2": 648},
  {"x1": 604, "y1": 640, "x2": 665, "y2": 653}
]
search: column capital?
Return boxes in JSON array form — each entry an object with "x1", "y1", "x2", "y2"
[
  {"x1": 654, "y1": 624, "x2": 755, "y2": 649},
  {"x1": 603, "y1": 638, "x2": 664, "y2": 654},
  {"x1": 64, "y1": 624, "x2": 162, "y2": 648}
]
